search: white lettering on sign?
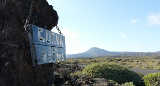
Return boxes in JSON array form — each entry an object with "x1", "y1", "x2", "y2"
[{"x1": 30, "y1": 25, "x2": 66, "y2": 65}]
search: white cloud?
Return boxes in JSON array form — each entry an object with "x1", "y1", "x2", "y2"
[
  {"x1": 120, "y1": 32, "x2": 127, "y2": 39},
  {"x1": 148, "y1": 13, "x2": 160, "y2": 25},
  {"x1": 131, "y1": 18, "x2": 138, "y2": 24}
]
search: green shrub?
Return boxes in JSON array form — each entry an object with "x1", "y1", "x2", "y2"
[
  {"x1": 107, "y1": 80, "x2": 120, "y2": 86},
  {"x1": 121, "y1": 82, "x2": 135, "y2": 86},
  {"x1": 70, "y1": 71, "x2": 83, "y2": 77},
  {"x1": 81, "y1": 62, "x2": 144, "y2": 86},
  {"x1": 143, "y1": 72, "x2": 160, "y2": 86}
]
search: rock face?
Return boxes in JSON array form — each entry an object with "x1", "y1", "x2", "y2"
[{"x1": 0, "y1": 0, "x2": 58, "y2": 86}]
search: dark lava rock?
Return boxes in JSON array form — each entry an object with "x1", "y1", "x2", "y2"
[{"x1": 0, "y1": 0, "x2": 58, "y2": 86}]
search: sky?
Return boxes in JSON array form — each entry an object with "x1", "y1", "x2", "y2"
[{"x1": 47, "y1": 0, "x2": 160, "y2": 54}]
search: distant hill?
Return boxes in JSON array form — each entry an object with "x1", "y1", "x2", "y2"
[{"x1": 67, "y1": 47, "x2": 160, "y2": 58}]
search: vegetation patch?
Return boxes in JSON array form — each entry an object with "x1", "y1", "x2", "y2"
[
  {"x1": 121, "y1": 82, "x2": 135, "y2": 86},
  {"x1": 67, "y1": 57, "x2": 160, "y2": 70},
  {"x1": 80, "y1": 62, "x2": 144, "y2": 86},
  {"x1": 143, "y1": 72, "x2": 160, "y2": 86}
]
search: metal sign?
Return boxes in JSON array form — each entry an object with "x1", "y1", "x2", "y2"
[{"x1": 28, "y1": 25, "x2": 66, "y2": 65}]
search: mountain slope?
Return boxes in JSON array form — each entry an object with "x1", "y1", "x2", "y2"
[
  {"x1": 67, "y1": 47, "x2": 120, "y2": 58},
  {"x1": 67, "y1": 47, "x2": 160, "y2": 58}
]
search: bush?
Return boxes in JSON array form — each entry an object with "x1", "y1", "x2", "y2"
[
  {"x1": 143, "y1": 72, "x2": 160, "y2": 86},
  {"x1": 107, "y1": 80, "x2": 120, "y2": 86},
  {"x1": 81, "y1": 62, "x2": 144, "y2": 86},
  {"x1": 121, "y1": 82, "x2": 135, "y2": 86}
]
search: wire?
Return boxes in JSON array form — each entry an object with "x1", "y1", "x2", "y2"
[
  {"x1": 56, "y1": 26, "x2": 62, "y2": 34},
  {"x1": 24, "y1": 1, "x2": 33, "y2": 32}
]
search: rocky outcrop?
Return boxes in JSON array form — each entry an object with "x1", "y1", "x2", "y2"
[{"x1": 0, "y1": 0, "x2": 58, "y2": 86}]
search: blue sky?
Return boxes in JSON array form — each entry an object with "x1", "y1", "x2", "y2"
[{"x1": 48, "y1": 0, "x2": 160, "y2": 54}]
